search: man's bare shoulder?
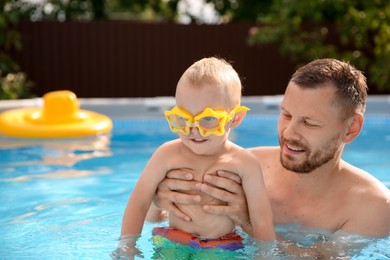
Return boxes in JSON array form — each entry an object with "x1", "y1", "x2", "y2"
[
  {"x1": 211, "y1": 143, "x2": 262, "y2": 174},
  {"x1": 340, "y1": 161, "x2": 390, "y2": 237},
  {"x1": 341, "y1": 161, "x2": 389, "y2": 196}
]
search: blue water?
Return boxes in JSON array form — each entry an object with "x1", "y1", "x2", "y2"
[{"x1": 0, "y1": 115, "x2": 389, "y2": 259}]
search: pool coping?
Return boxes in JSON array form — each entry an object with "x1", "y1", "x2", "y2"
[{"x1": 0, "y1": 95, "x2": 389, "y2": 119}]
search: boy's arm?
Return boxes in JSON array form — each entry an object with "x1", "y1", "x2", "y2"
[
  {"x1": 240, "y1": 154, "x2": 275, "y2": 241},
  {"x1": 145, "y1": 203, "x2": 168, "y2": 223},
  {"x1": 121, "y1": 145, "x2": 170, "y2": 236}
]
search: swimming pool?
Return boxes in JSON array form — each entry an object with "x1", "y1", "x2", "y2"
[{"x1": 0, "y1": 97, "x2": 389, "y2": 259}]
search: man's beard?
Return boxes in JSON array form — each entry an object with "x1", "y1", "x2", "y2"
[{"x1": 279, "y1": 135, "x2": 341, "y2": 173}]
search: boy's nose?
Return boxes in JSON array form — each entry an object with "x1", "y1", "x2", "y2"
[{"x1": 189, "y1": 126, "x2": 200, "y2": 134}]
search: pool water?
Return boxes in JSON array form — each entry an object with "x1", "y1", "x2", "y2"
[{"x1": 1, "y1": 116, "x2": 389, "y2": 259}]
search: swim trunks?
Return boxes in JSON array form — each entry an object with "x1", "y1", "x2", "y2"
[{"x1": 152, "y1": 227, "x2": 244, "y2": 251}]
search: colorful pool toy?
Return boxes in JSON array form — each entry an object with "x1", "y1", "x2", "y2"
[{"x1": 0, "y1": 90, "x2": 112, "y2": 138}]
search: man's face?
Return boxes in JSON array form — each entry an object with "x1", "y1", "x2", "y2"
[{"x1": 277, "y1": 83, "x2": 347, "y2": 173}]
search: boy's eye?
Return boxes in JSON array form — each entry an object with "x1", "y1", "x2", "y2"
[
  {"x1": 203, "y1": 117, "x2": 214, "y2": 121},
  {"x1": 170, "y1": 115, "x2": 187, "y2": 128},
  {"x1": 199, "y1": 117, "x2": 219, "y2": 128}
]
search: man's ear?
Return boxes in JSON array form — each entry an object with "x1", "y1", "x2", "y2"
[
  {"x1": 344, "y1": 113, "x2": 363, "y2": 143},
  {"x1": 230, "y1": 111, "x2": 247, "y2": 129}
]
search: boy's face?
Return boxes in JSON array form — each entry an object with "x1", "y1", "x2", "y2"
[{"x1": 174, "y1": 82, "x2": 235, "y2": 155}]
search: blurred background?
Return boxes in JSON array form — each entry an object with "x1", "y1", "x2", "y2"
[{"x1": 1, "y1": 0, "x2": 390, "y2": 99}]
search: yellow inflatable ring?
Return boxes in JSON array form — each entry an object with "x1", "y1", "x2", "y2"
[{"x1": 0, "y1": 90, "x2": 112, "y2": 138}]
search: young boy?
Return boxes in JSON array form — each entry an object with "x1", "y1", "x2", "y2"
[{"x1": 120, "y1": 57, "x2": 275, "y2": 256}]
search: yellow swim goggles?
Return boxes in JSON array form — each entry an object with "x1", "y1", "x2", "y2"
[{"x1": 164, "y1": 105, "x2": 250, "y2": 137}]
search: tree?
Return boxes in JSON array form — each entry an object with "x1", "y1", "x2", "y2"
[
  {"x1": 107, "y1": 0, "x2": 179, "y2": 22},
  {"x1": 248, "y1": 0, "x2": 390, "y2": 92},
  {"x1": 205, "y1": 0, "x2": 272, "y2": 22},
  {"x1": 0, "y1": 1, "x2": 33, "y2": 99},
  {"x1": 15, "y1": 0, "x2": 179, "y2": 22},
  {"x1": 1, "y1": 0, "x2": 181, "y2": 99}
]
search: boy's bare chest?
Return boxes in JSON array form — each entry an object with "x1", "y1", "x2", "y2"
[{"x1": 170, "y1": 153, "x2": 238, "y2": 182}]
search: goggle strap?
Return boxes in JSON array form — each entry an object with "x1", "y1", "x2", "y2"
[
  {"x1": 228, "y1": 105, "x2": 250, "y2": 120},
  {"x1": 232, "y1": 105, "x2": 250, "y2": 114}
]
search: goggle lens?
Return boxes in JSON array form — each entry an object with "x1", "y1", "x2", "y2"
[
  {"x1": 198, "y1": 116, "x2": 220, "y2": 130},
  {"x1": 168, "y1": 115, "x2": 188, "y2": 129},
  {"x1": 165, "y1": 105, "x2": 250, "y2": 137}
]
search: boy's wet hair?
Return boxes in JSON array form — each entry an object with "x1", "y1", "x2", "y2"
[{"x1": 177, "y1": 57, "x2": 243, "y2": 107}]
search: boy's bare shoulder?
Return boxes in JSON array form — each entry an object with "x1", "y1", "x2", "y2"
[
  {"x1": 247, "y1": 146, "x2": 278, "y2": 154},
  {"x1": 222, "y1": 145, "x2": 262, "y2": 173},
  {"x1": 151, "y1": 139, "x2": 185, "y2": 159},
  {"x1": 157, "y1": 139, "x2": 182, "y2": 150},
  {"x1": 227, "y1": 142, "x2": 259, "y2": 160},
  {"x1": 247, "y1": 146, "x2": 280, "y2": 162}
]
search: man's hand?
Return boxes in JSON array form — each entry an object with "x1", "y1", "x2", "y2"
[
  {"x1": 199, "y1": 170, "x2": 253, "y2": 235},
  {"x1": 152, "y1": 169, "x2": 201, "y2": 222}
]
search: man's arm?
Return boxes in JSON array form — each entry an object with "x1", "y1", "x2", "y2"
[
  {"x1": 148, "y1": 168, "x2": 252, "y2": 232},
  {"x1": 200, "y1": 170, "x2": 253, "y2": 235},
  {"x1": 146, "y1": 169, "x2": 201, "y2": 222},
  {"x1": 149, "y1": 168, "x2": 253, "y2": 234}
]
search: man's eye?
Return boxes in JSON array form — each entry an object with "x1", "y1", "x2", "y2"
[
  {"x1": 282, "y1": 113, "x2": 291, "y2": 119},
  {"x1": 304, "y1": 121, "x2": 318, "y2": 127}
]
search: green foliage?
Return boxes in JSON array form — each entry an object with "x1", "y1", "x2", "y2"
[
  {"x1": 0, "y1": 72, "x2": 34, "y2": 99},
  {"x1": 1, "y1": 0, "x2": 181, "y2": 100},
  {"x1": 0, "y1": 1, "x2": 22, "y2": 75},
  {"x1": 12, "y1": 0, "x2": 179, "y2": 22},
  {"x1": 205, "y1": 0, "x2": 273, "y2": 22},
  {"x1": 249, "y1": 0, "x2": 390, "y2": 91},
  {"x1": 0, "y1": 1, "x2": 34, "y2": 99},
  {"x1": 105, "y1": 0, "x2": 179, "y2": 22}
]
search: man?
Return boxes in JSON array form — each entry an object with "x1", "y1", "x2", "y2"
[{"x1": 148, "y1": 58, "x2": 390, "y2": 255}]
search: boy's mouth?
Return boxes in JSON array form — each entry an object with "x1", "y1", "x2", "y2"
[{"x1": 190, "y1": 138, "x2": 207, "y2": 143}]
